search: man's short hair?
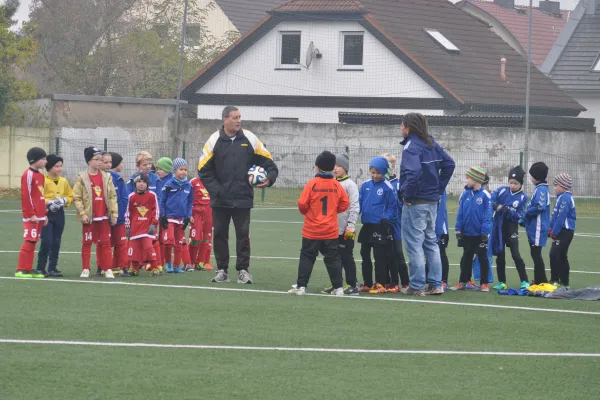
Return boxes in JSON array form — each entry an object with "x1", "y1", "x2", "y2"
[{"x1": 222, "y1": 106, "x2": 239, "y2": 119}]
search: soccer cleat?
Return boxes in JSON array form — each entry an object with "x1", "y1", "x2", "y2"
[
  {"x1": 174, "y1": 266, "x2": 185, "y2": 274},
  {"x1": 288, "y1": 286, "x2": 306, "y2": 296},
  {"x1": 104, "y1": 269, "x2": 115, "y2": 279},
  {"x1": 130, "y1": 269, "x2": 139, "y2": 276},
  {"x1": 157, "y1": 265, "x2": 164, "y2": 273},
  {"x1": 424, "y1": 286, "x2": 444, "y2": 295},
  {"x1": 401, "y1": 287, "x2": 426, "y2": 296},
  {"x1": 80, "y1": 269, "x2": 91, "y2": 278},
  {"x1": 493, "y1": 282, "x2": 508, "y2": 291},
  {"x1": 32, "y1": 270, "x2": 47, "y2": 278},
  {"x1": 15, "y1": 270, "x2": 33, "y2": 278},
  {"x1": 48, "y1": 270, "x2": 63, "y2": 277},
  {"x1": 332, "y1": 287, "x2": 344, "y2": 296},
  {"x1": 204, "y1": 263, "x2": 214, "y2": 271},
  {"x1": 166, "y1": 262, "x2": 174, "y2": 273},
  {"x1": 359, "y1": 284, "x2": 373, "y2": 293},
  {"x1": 195, "y1": 263, "x2": 206, "y2": 271},
  {"x1": 450, "y1": 283, "x2": 465, "y2": 291},
  {"x1": 550, "y1": 281, "x2": 560, "y2": 287},
  {"x1": 151, "y1": 269, "x2": 161, "y2": 277},
  {"x1": 343, "y1": 284, "x2": 360, "y2": 296},
  {"x1": 237, "y1": 270, "x2": 253, "y2": 284},
  {"x1": 120, "y1": 269, "x2": 132, "y2": 278},
  {"x1": 112, "y1": 267, "x2": 120, "y2": 274},
  {"x1": 386, "y1": 285, "x2": 400, "y2": 293},
  {"x1": 144, "y1": 263, "x2": 153, "y2": 272},
  {"x1": 442, "y1": 282, "x2": 448, "y2": 292},
  {"x1": 465, "y1": 281, "x2": 480, "y2": 290},
  {"x1": 95, "y1": 267, "x2": 103, "y2": 277},
  {"x1": 212, "y1": 269, "x2": 229, "y2": 283},
  {"x1": 184, "y1": 264, "x2": 195, "y2": 272},
  {"x1": 480, "y1": 284, "x2": 490, "y2": 292},
  {"x1": 321, "y1": 286, "x2": 334, "y2": 294},
  {"x1": 369, "y1": 283, "x2": 387, "y2": 294}
]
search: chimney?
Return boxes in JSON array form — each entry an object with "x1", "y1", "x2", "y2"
[
  {"x1": 500, "y1": 57, "x2": 507, "y2": 81},
  {"x1": 539, "y1": 1, "x2": 561, "y2": 15},
  {"x1": 494, "y1": 0, "x2": 515, "y2": 9}
]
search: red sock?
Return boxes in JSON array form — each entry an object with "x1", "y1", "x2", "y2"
[
  {"x1": 97, "y1": 242, "x2": 112, "y2": 271},
  {"x1": 17, "y1": 240, "x2": 36, "y2": 271},
  {"x1": 199, "y1": 240, "x2": 212, "y2": 264},
  {"x1": 164, "y1": 244, "x2": 173, "y2": 263},
  {"x1": 153, "y1": 241, "x2": 162, "y2": 266},
  {"x1": 189, "y1": 243, "x2": 199, "y2": 264},
  {"x1": 82, "y1": 242, "x2": 92, "y2": 270},
  {"x1": 174, "y1": 243, "x2": 182, "y2": 266},
  {"x1": 182, "y1": 244, "x2": 191, "y2": 266}
]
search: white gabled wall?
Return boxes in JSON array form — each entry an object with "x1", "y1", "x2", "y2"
[{"x1": 197, "y1": 20, "x2": 442, "y2": 99}]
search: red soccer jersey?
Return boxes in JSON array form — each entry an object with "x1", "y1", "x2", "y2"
[
  {"x1": 89, "y1": 172, "x2": 107, "y2": 220},
  {"x1": 21, "y1": 168, "x2": 47, "y2": 222},
  {"x1": 190, "y1": 177, "x2": 210, "y2": 209},
  {"x1": 127, "y1": 191, "x2": 159, "y2": 239}
]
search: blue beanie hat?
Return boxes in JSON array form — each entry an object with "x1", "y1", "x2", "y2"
[
  {"x1": 369, "y1": 157, "x2": 389, "y2": 176},
  {"x1": 172, "y1": 158, "x2": 188, "y2": 172}
]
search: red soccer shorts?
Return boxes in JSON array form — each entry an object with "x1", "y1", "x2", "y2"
[
  {"x1": 161, "y1": 222, "x2": 186, "y2": 245},
  {"x1": 23, "y1": 221, "x2": 44, "y2": 242},
  {"x1": 190, "y1": 207, "x2": 212, "y2": 243},
  {"x1": 82, "y1": 220, "x2": 111, "y2": 245},
  {"x1": 111, "y1": 224, "x2": 128, "y2": 247},
  {"x1": 129, "y1": 237, "x2": 156, "y2": 262}
]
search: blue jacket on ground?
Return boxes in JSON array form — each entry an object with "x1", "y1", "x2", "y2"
[
  {"x1": 455, "y1": 186, "x2": 493, "y2": 237},
  {"x1": 519, "y1": 183, "x2": 551, "y2": 247},
  {"x1": 359, "y1": 179, "x2": 397, "y2": 225},
  {"x1": 127, "y1": 171, "x2": 159, "y2": 195},
  {"x1": 435, "y1": 190, "x2": 449, "y2": 237},
  {"x1": 156, "y1": 172, "x2": 173, "y2": 203},
  {"x1": 160, "y1": 178, "x2": 193, "y2": 220},
  {"x1": 388, "y1": 175, "x2": 402, "y2": 240},
  {"x1": 550, "y1": 191, "x2": 576, "y2": 236},
  {"x1": 491, "y1": 186, "x2": 528, "y2": 223},
  {"x1": 110, "y1": 170, "x2": 128, "y2": 225},
  {"x1": 399, "y1": 135, "x2": 455, "y2": 203}
]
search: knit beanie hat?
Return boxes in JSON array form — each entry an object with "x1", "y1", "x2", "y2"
[
  {"x1": 466, "y1": 166, "x2": 486, "y2": 184},
  {"x1": 553, "y1": 173, "x2": 572, "y2": 191},
  {"x1": 315, "y1": 151, "x2": 336, "y2": 172},
  {"x1": 27, "y1": 147, "x2": 47, "y2": 165},
  {"x1": 369, "y1": 156, "x2": 389, "y2": 176},
  {"x1": 84, "y1": 147, "x2": 103, "y2": 163},
  {"x1": 529, "y1": 162, "x2": 549, "y2": 182},
  {"x1": 508, "y1": 165, "x2": 525, "y2": 185},
  {"x1": 172, "y1": 157, "x2": 188, "y2": 172},
  {"x1": 110, "y1": 152, "x2": 123, "y2": 169},
  {"x1": 133, "y1": 172, "x2": 150, "y2": 191},
  {"x1": 45, "y1": 154, "x2": 63, "y2": 171},
  {"x1": 335, "y1": 153, "x2": 350, "y2": 173},
  {"x1": 156, "y1": 157, "x2": 173, "y2": 173}
]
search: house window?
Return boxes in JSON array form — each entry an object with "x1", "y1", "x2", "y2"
[
  {"x1": 185, "y1": 24, "x2": 201, "y2": 46},
  {"x1": 279, "y1": 32, "x2": 301, "y2": 66},
  {"x1": 341, "y1": 32, "x2": 364, "y2": 67},
  {"x1": 153, "y1": 24, "x2": 169, "y2": 41},
  {"x1": 424, "y1": 29, "x2": 459, "y2": 52},
  {"x1": 593, "y1": 54, "x2": 600, "y2": 72}
]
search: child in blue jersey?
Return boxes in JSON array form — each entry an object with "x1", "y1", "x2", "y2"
[
  {"x1": 107, "y1": 153, "x2": 131, "y2": 277},
  {"x1": 473, "y1": 174, "x2": 494, "y2": 287},
  {"x1": 159, "y1": 158, "x2": 193, "y2": 274},
  {"x1": 519, "y1": 162, "x2": 551, "y2": 284},
  {"x1": 490, "y1": 166, "x2": 529, "y2": 290},
  {"x1": 382, "y1": 153, "x2": 409, "y2": 291},
  {"x1": 358, "y1": 157, "x2": 397, "y2": 294},
  {"x1": 454, "y1": 166, "x2": 493, "y2": 292},
  {"x1": 549, "y1": 173, "x2": 576, "y2": 288},
  {"x1": 155, "y1": 157, "x2": 173, "y2": 269},
  {"x1": 435, "y1": 190, "x2": 450, "y2": 291}
]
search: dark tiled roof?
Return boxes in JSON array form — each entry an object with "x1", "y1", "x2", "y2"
[
  {"x1": 214, "y1": 0, "x2": 283, "y2": 35},
  {"x1": 271, "y1": 0, "x2": 365, "y2": 12}
]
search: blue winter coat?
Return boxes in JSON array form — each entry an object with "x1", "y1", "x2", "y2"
[
  {"x1": 435, "y1": 190, "x2": 449, "y2": 237},
  {"x1": 491, "y1": 186, "x2": 528, "y2": 223},
  {"x1": 388, "y1": 175, "x2": 402, "y2": 240},
  {"x1": 156, "y1": 172, "x2": 173, "y2": 204},
  {"x1": 110, "y1": 170, "x2": 128, "y2": 225},
  {"x1": 359, "y1": 179, "x2": 397, "y2": 225},
  {"x1": 455, "y1": 186, "x2": 493, "y2": 237},
  {"x1": 519, "y1": 183, "x2": 551, "y2": 247},
  {"x1": 160, "y1": 178, "x2": 193, "y2": 220},
  {"x1": 399, "y1": 135, "x2": 455, "y2": 203},
  {"x1": 550, "y1": 191, "x2": 576, "y2": 236}
]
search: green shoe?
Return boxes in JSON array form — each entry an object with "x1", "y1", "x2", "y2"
[
  {"x1": 520, "y1": 281, "x2": 531, "y2": 289},
  {"x1": 492, "y1": 282, "x2": 507, "y2": 291},
  {"x1": 320, "y1": 286, "x2": 334, "y2": 294},
  {"x1": 15, "y1": 270, "x2": 33, "y2": 278}
]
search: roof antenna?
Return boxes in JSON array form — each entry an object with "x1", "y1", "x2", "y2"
[{"x1": 500, "y1": 57, "x2": 507, "y2": 81}]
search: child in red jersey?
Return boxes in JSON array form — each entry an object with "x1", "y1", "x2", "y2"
[
  {"x1": 126, "y1": 173, "x2": 160, "y2": 276},
  {"x1": 16, "y1": 147, "x2": 48, "y2": 278},
  {"x1": 189, "y1": 175, "x2": 213, "y2": 271},
  {"x1": 73, "y1": 147, "x2": 118, "y2": 279}
]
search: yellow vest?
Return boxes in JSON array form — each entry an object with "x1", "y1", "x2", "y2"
[{"x1": 44, "y1": 176, "x2": 73, "y2": 207}]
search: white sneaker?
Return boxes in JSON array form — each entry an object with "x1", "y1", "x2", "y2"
[
  {"x1": 332, "y1": 287, "x2": 344, "y2": 297},
  {"x1": 80, "y1": 269, "x2": 90, "y2": 278},
  {"x1": 104, "y1": 269, "x2": 115, "y2": 279},
  {"x1": 288, "y1": 286, "x2": 306, "y2": 296},
  {"x1": 237, "y1": 270, "x2": 253, "y2": 284}
]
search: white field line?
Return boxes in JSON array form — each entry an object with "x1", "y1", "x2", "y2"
[
  {"x1": 0, "y1": 339, "x2": 598, "y2": 357},
  {"x1": 2, "y1": 250, "x2": 599, "y2": 275},
  {"x1": 1, "y1": 276, "x2": 599, "y2": 316}
]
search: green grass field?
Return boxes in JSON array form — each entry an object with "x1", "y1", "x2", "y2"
[{"x1": 1, "y1": 199, "x2": 599, "y2": 400}]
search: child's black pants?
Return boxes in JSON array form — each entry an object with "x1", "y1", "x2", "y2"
[
  {"x1": 459, "y1": 236, "x2": 489, "y2": 284},
  {"x1": 549, "y1": 229, "x2": 574, "y2": 286},
  {"x1": 296, "y1": 238, "x2": 343, "y2": 289}
]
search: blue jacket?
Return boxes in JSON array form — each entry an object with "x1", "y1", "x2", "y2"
[
  {"x1": 388, "y1": 176, "x2": 402, "y2": 240},
  {"x1": 156, "y1": 173, "x2": 173, "y2": 203},
  {"x1": 550, "y1": 191, "x2": 576, "y2": 236},
  {"x1": 110, "y1": 170, "x2": 128, "y2": 225},
  {"x1": 399, "y1": 135, "x2": 455, "y2": 203},
  {"x1": 359, "y1": 179, "x2": 397, "y2": 225},
  {"x1": 160, "y1": 178, "x2": 193, "y2": 220},
  {"x1": 491, "y1": 186, "x2": 528, "y2": 223},
  {"x1": 455, "y1": 186, "x2": 492, "y2": 237},
  {"x1": 435, "y1": 191, "x2": 449, "y2": 237},
  {"x1": 520, "y1": 183, "x2": 551, "y2": 247},
  {"x1": 127, "y1": 171, "x2": 159, "y2": 195}
]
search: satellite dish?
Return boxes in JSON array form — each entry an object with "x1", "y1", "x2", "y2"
[{"x1": 304, "y1": 41, "x2": 321, "y2": 69}]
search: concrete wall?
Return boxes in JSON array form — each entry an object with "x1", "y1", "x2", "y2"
[{"x1": 0, "y1": 127, "x2": 51, "y2": 188}]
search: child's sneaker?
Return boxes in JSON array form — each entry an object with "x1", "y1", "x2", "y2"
[
  {"x1": 493, "y1": 282, "x2": 507, "y2": 291},
  {"x1": 80, "y1": 269, "x2": 90, "y2": 278},
  {"x1": 450, "y1": 282, "x2": 465, "y2": 291},
  {"x1": 31, "y1": 270, "x2": 46, "y2": 278},
  {"x1": 184, "y1": 264, "x2": 195, "y2": 272},
  {"x1": 204, "y1": 263, "x2": 214, "y2": 271},
  {"x1": 48, "y1": 269, "x2": 63, "y2": 277},
  {"x1": 520, "y1": 281, "x2": 530, "y2": 289},
  {"x1": 174, "y1": 266, "x2": 185, "y2": 274},
  {"x1": 195, "y1": 263, "x2": 207, "y2": 271},
  {"x1": 212, "y1": 269, "x2": 229, "y2": 283},
  {"x1": 332, "y1": 287, "x2": 344, "y2": 296},
  {"x1": 120, "y1": 268, "x2": 131, "y2": 278},
  {"x1": 105, "y1": 269, "x2": 115, "y2": 279},
  {"x1": 343, "y1": 284, "x2": 360, "y2": 296},
  {"x1": 359, "y1": 284, "x2": 373, "y2": 292},
  {"x1": 480, "y1": 284, "x2": 490, "y2": 292},
  {"x1": 321, "y1": 286, "x2": 334, "y2": 294},
  {"x1": 465, "y1": 281, "x2": 480, "y2": 290},
  {"x1": 130, "y1": 269, "x2": 139, "y2": 276},
  {"x1": 151, "y1": 269, "x2": 161, "y2": 277},
  {"x1": 288, "y1": 286, "x2": 306, "y2": 295},
  {"x1": 369, "y1": 283, "x2": 387, "y2": 294},
  {"x1": 112, "y1": 267, "x2": 120, "y2": 275},
  {"x1": 15, "y1": 270, "x2": 33, "y2": 278},
  {"x1": 386, "y1": 285, "x2": 400, "y2": 293},
  {"x1": 166, "y1": 262, "x2": 174, "y2": 273}
]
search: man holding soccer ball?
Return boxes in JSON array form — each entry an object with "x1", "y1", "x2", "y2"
[{"x1": 198, "y1": 106, "x2": 279, "y2": 284}]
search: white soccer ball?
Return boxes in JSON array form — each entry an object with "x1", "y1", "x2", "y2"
[{"x1": 248, "y1": 165, "x2": 267, "y2": 186}]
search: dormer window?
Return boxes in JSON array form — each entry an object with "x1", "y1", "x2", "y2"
[{"x1": 424, "y1": 29, "x2": 460, "y2": 52}]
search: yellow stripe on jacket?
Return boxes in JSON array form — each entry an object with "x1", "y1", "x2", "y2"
[{"x1": 44, "y1": 176, "x2": 73, "y2": 206}]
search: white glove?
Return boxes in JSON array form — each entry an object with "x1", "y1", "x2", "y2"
[
  {"x1": 56, "y1": 197, "x2": 67, "y2": 207},
  {"x1": 49, "y1": 201, "x2": 60, "y2": 212}
]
